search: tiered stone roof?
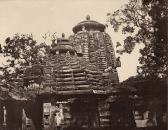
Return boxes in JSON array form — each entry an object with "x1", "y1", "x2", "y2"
[
  {"x1": 23, "y1": 16, "x2": 120, "y2": 97},
  {"x1": 42, "y1": 52, "x2": 103, "y2": 91},
  {"x1": 23, "y1": 37, "x2": 108, "y2": 96}
]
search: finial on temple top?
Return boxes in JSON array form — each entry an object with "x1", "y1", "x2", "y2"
[
  {"x1": 86, "y1": 15, "x2": 90, "y2": 20},
  {"x1": 62, "y1": 33, "x2": 65, "y2": 38}
]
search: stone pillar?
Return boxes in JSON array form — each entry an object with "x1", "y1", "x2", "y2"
[
  {"x1": 0, "y1": 101, "x2": 4, "y2": 129},
  {"x1": 88, "y1": 98, "x2": 100, "y2": 127},
  {"x1": 32, "y1": 97, "x2": 43, "y2": 130},
  {"x1": 98, "y1": 100, "x2": 111, "y2": 127},
  {"x1": 6, "y1": 101, "x2": 23, "y2": 130}
]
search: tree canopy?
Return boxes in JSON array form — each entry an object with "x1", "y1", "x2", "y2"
[
  {"x1": 0, "y1": 34, "x2": 51, "y2": 100},
  {"x1": 108, "y1": 0, "x2": 168, "y2": 79}
]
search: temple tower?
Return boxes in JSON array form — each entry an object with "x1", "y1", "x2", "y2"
[{"x1": 69, "y1": 15, "x2": 120, "y2": 85}]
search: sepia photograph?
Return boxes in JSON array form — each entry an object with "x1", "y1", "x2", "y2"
[{"x1": 0, "y1": 0, "x2": 167, "y2": 130}]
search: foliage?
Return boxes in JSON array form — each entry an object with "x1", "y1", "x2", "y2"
[
  {"x1": 2, "y1": 34, "x2": 48, "y2": 81},
  {"x1": 108, "y1": 0, "x2": 168, "y2": 79},
  {"x1": 0, "y1": 34, "x2": 51, "y2": 100}
]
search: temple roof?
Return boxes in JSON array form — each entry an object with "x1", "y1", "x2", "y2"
[
  {"x1": 23, "y1": 46, "x2": 107, "y2": 97},
  {"x1": 50, "y1": 43, "x2": 76, "y2": 54},
  {"x1": 22, "y1": 55, "x2": 106, "y2": 97},
  {"x1": 72, "y1": 15, "x2": 106, "y2": 33},
  {"x1": 50, "y1": 34, "x2": 76, "y2": 54},
  {"x1": 42, "y1": 52, "x2": 104, "y2": 92},
  {"x1": 0, "y1": 81, "x2": 27, "y2": 101}
]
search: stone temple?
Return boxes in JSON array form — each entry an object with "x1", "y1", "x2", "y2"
[
  {"x1": 1, "y1": 16, "x2": 166, "y2": 130},
  {"x1": 4, "y1": 16, "x2": 135, "y2": 130},
  {"x1": 22, "y1": 16, "x2": 125, "y2": 130}
]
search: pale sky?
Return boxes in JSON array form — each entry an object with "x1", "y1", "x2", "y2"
[{"x1": 0, "y1": 0, "x2": 142, "y2": 81}]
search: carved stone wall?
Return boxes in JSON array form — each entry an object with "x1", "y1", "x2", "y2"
[{"x1": 70, "y1": 30, "x2": 119, "y2": 84}]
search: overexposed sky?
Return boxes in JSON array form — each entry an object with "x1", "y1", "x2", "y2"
[{"x1": 0, "y1": 0, "x2": 142, "y2": 81}]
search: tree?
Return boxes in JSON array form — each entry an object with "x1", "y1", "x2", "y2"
[
  {"x1": 108, "y1": 0, "x2": 168, "y2": 79},
  {"x1": 0, "y1": 34, "x2": 50, "y2": 99},
  {"x1": 0, "y1": 33, "x2": 55, "y2": 130},
  {"x1": 108, "y1": 1, "x2": 167, "y2": 129}
]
